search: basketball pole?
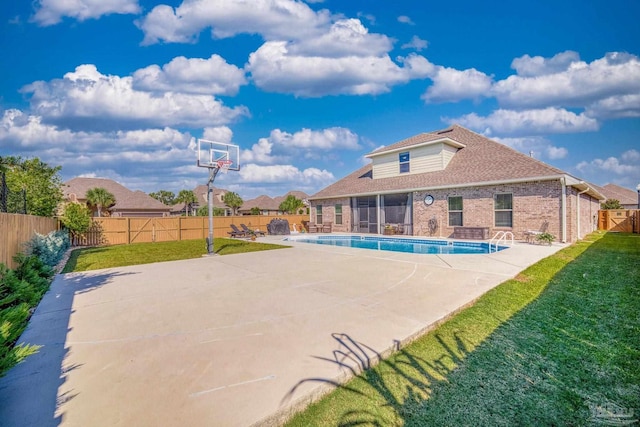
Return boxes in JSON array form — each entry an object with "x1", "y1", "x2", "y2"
[{"x1": 207, "y1": 166, "x2": 220, "y2": 255}]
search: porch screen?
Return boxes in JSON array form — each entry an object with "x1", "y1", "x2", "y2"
[{"x1": 381, "y1": 193, "x2": 412, "y2": 235}]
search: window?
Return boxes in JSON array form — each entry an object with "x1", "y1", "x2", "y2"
[
  {"x1": 316, "y1": 205, "x2": 322, "y2": 224},
  {"x1": 495, "y1": 193, "x2": 513, "y2": 227},
  {"x1": 335, "y1": 204, "x2": 343, "y2": 225},
  {"x1": 399, "y1": 151, "x2": 410, "y2": 173},
  {"x1": 448, "y1": 196, "x2": 463, "y2": 226}
]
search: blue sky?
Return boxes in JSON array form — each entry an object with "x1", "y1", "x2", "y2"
[{"x1": 1, "y1": 0, "x2": 639, "y2": 199}]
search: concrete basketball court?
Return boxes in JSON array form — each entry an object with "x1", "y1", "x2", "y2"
[{"x1": 0, "y1": 237, "x2": 564, "y2": 426}]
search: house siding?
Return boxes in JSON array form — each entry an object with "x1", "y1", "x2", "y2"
[{"x1": 371, "y1": 143, "x2": 459, "y2": 179}]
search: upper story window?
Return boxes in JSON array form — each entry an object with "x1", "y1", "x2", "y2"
[
  {"x1": 495, "y1": 193, "x2": 513, "y2": 227},
  {"x1": 399, "y1": 152, "x2": 410, "y2": 173}
]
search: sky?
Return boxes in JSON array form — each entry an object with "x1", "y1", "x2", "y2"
[{"x1": 1, "y1": 0, "x2": 639, "y2": 200}]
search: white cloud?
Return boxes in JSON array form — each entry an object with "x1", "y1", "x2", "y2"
[
  {"x1": 32, "y1": 0, "x2": 140, "y2": 26},
  {"x1": 132, "y1": 55, "x2": 247, "y2": 96},
  {"x1": 545, "y1": 145, "x2": 568, "y2": 160},
  {"x1": 584, "y1": 94, "x2": 640, "y2": 119},
  {"x1": 241, "y1": 127, "x2": 360, "y2": 164},
  {"x1": 287, "y1": 19, "x2": 392, "y2": 58},
  {"x1": 422, "y1": 66, "x2": 493, "y2": 103},
  {"x1": 248, "y1": 42, "x2": 431, "y2": 96},
  {"x1": 510, "y1": 51, "x2": 581, "y2": 77},
  {"x1": 137, "y1": 0, "x2": 331, "y2": 45},
  {"x1": 202, "y1": 126, "x2": 233, "y2": 143},
  {"x1": 448, "y1": 107, "x2": 600, "y2": 135},
  {"x1": 575, "y1": 149, "x2": 640, "y2": 190},
  {"x1": 493, "y1": 52, "x2": 640, "y2": 110},
  {"x1": 401, "y1": 36, "x2": 428, "y2": 51},
  {"x1": 21, "y1": 64, "x2": 248, "y2": 130},
  {"x1": 397, "y1": 15, "x2": 414, "y2": 25},
  {"x1": 239, "y1": 163, "x2": 334, "y2": 185}
]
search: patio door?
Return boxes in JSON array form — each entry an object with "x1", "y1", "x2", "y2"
[{"x1": 352, "y1": 196, "x2": 377, "y2": 233}]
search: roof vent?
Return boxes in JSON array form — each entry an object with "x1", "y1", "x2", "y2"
[{"x1": 437, "y1": 128, "x2": 454, "y2": 134}]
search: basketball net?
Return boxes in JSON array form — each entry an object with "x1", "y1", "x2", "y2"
[{"x1": 216, "y1": 159, "x2": 233, "y2": 174}]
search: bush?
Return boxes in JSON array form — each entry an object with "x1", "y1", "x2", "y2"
[
  {"x1": 0, "y1": 254, "x2": 53, "y2": 376},
  {"x1": 24, "y1": 230, "x2": 70, "y2": 269}
]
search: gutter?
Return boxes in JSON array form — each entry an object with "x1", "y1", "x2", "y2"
[{"x1": 561, "y1": 177, "x2": 567, "y2": 243}]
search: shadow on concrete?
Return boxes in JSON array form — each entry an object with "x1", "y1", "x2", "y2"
[
  {"x1": 281, "y1": 331, "x2": 471, "y2": 426},
  {"x1": 0, "y1": 269, "x2": 136, "y2": 427}
]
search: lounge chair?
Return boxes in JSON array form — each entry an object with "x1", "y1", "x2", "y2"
[
  {"x1": 227, "y1": 224, "x2": 247, "y2": 238},
  {"x1": 524, "y1": 221, "x2": 549, "y2": 243},
  {"x1": 240, "y1": 223, "x2": 265, "y2": 237}
]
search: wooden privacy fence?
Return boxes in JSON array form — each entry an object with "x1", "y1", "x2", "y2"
[
  {"x1": 71, "y1": 214, "x2": 309, "y2": 246},
  {"x1": 598, "y1": 210, "x2": 640, "y2": 233},
  {"x1": 0, "y1": 213, "x2": 58, "y2": 269}
]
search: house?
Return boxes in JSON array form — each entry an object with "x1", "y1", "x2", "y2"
[
  {"x1": 63, "y1": 177, "x2": 171, "y2": 217},
  {"x1": 596, "y1": 183, "x2": 639, "y2": 209},
  {"x1": 239, "y1": 191, "x2": 310, "y2": 215},
  {"x1": 189, "y1": 185, "x2": 234, "y2": 216},
  {"x1": 308, "y1": 125, "x2": 604, "y2": 243}
]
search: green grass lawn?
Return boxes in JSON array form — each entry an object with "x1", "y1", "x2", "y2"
[
  {"x1": 62, "y1": 238, "x2": 289, "y2": 273},
  {"x1": 285, "y1": 232, "x2": 640, "y2": 426}
]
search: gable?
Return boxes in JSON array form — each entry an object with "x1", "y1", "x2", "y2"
[{"x1": 368, "y1": 139, "x2": 464, "y2": 179}]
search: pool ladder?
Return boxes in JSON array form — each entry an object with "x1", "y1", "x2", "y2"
[{"x1": 489, "y1": 231, "x2": 514, "y2": 253}]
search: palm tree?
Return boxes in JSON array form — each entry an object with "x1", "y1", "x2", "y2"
[
  {"x1": 175, "y1": 190, "x2": 197, "y2": 216},
  {"x1": 222, "y1": 191, "x2": 243, "y2": 216},
  {"x1": 85, "y1": 187, "x2": 116, "y2": 217}
]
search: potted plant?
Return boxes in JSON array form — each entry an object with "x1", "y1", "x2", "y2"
[{"x1": 536, "y1": 232, "x2": 555, "y2": 245}]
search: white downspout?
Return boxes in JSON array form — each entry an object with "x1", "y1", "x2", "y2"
[
  {"x1": 576, "y1": 184, "x2": 590, "y2": 240},
  {"x1": 561, "y1": 177, "x2": 567, "y2": 243}
]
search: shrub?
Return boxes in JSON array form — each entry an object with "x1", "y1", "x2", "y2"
[
  {"x1": 24, "y1": 230, "x2": 70, "y2": 269},
  {"x1": 536, "y1": 232, "x2": 555, "y2": 245},
  {"x1": 0, "y1": 254, "x2": 54, "y2": 376},
  {"x1": 60, "y1": 202, "x2": 92, "y2": 237}
]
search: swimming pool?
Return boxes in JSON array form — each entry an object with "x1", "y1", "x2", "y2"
[{"x1": 285, "y1": 235, "x2": 507, "y2": 254}]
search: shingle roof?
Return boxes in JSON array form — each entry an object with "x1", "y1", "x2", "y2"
[
  {"x1": 311, "y1": 124, "x2": 569, "y2": 199},
  {"x1": 598, "y1": 183, "x2": 638, "y2": 205},
  {"x1": 242, "y1": 191, "x2": 310, "y2": 211},
  {"x1": 64, "y1": 177, "x2": 170, "y2": 211}
]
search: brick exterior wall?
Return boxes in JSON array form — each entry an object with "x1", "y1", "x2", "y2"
[
  {"x1": 310, "y1": 180, "x2": 600, "y2": 242},
  {"x1": 311, "y1": 197, "x2": 351, "y2": 233}
]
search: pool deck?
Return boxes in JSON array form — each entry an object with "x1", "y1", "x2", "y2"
[{"x1": 0, "y1": 235, "x2": 565, "y2": 427}]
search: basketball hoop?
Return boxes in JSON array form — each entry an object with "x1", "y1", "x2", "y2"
[{"x1": 216, "y1": 159, "x2": 233, "y2": 174}]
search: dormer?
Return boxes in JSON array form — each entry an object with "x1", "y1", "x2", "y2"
[{"x1": 365, "y1": 137, "x2": 465, "y2": 179}]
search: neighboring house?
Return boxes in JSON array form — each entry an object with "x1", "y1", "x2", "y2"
[
  {"x1": 239, "y1": 191, "x2": 310, "y2": 215},
  {"x1": 63, "y1": 177, "x2": 171, "y2": 217},
  {"x1": 190, "y1": 185, "x2": 233, "y2": 216},
  {"x1": 596, "y1": 183, "x2": 639, "y2": 209},
  {"x1": 309, "y1": 125, "x2": 604, "y2": 243}
]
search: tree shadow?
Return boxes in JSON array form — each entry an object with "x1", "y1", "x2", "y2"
[
  {"x1": 0, "y1": 269, "x2": 136, "y2": 426},
  {"x1": 282, "y1": 331, "x2": 472, "y2": 426}
]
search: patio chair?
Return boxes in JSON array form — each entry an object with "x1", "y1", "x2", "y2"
[
  {"x1": 308, "y1": 223, "x2": 319, "y2": 233},
  {"x1": 524, "y1": 221, "x2": 549, "y2": 243},
  {"x1": 240, "y1": 223, "x2": 265, "y2": 237},
  {"x1": 227, "y1": 224, "x2": 247, "y2": 238},
  {"x1": 322, "y1": 221, "x2": 332, "y2": 233}
]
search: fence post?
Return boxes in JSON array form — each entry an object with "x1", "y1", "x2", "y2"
[{"x1": 127, "y1": 217, "x2": 131, "y2": 244}]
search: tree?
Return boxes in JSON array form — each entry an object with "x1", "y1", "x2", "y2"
[
  {"x1": 86, "y1": 187, "x2": 116, "y2": 217},
  {"x1": 149, "y1": 190, "x2": 175, "y2": 206},
  {"x1": 279, "y1": 195, "x2": 305, "y2": 214},
  {"x1": 222, "y1": 191, "x2": 243, "y2": 215},
  {"x1": 250, "y1": 207, "x2": 261, "y2": 215},
  {"x1": 196, "y1": 206, "x2": 226, "y2": 216},
  {"x1": 175, "y1": 189, "x2": 197, "y2": 216},
  {"x1": 60, "y1": 203, "x2": 92, "y2": 238},
  {"x1": 601, "y1": 199, "x2": 623, "y2": 210},
  {"x1": 1, "y1": 156, "x2": 63, "y2": 217}
]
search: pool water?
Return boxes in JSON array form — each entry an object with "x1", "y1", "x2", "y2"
[{"x1": 285, "y1": 235, "x2": 507, "y2": 254}]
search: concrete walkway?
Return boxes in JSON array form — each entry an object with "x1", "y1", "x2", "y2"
[{"x1": 0, "y1": 238, "x2": 564, "y2": 426}]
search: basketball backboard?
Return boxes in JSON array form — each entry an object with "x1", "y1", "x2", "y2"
[{"x1": 196, "y1": 139, "x2": 240, "y2": 171}]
